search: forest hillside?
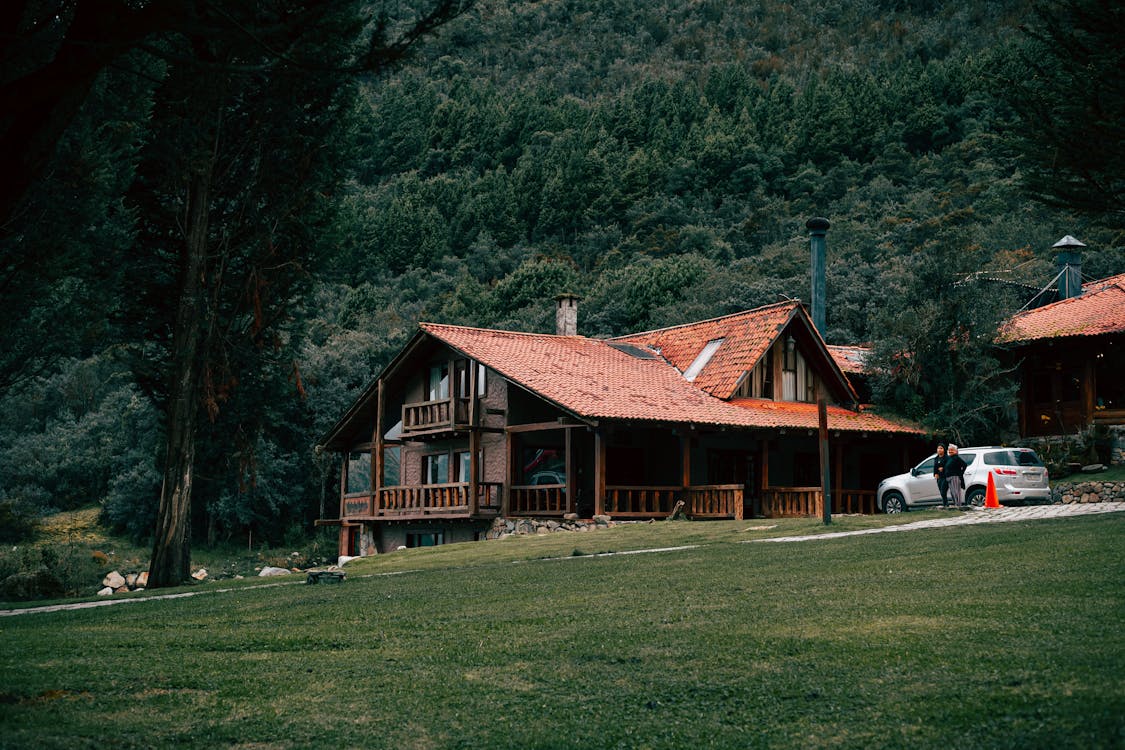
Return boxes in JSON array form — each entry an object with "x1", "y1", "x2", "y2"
[{"x1": 1, "y1": 0, "x2": 1121, "y2": 561}]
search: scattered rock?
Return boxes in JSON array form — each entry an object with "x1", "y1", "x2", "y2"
[
  {"x1": 97, "y1": 586, "x2": 114, "y2": 596},
  {"x1": 258, "y1": 566, "x2": 291, "y2": 577},
  {"x1": 102, "y1": 571, "x2": 125, "y2": 590},
  {"x1": 191, "y1": 568, "x2": 208, "y2": 581},
  {"x1": 1081, "y1": 463, "x2": 1106, "y2": 473},
  {"x1": 136, "y1": 571, "x2": 148, "y2": 588}
]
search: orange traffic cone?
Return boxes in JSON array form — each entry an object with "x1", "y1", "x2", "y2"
[{"x1": 984, "y1": 471, "x2": 1001, "y2": 508}]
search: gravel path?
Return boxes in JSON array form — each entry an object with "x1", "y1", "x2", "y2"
[{"x1": 749, "y1": 502, "x2": 1125, "y2": 543}]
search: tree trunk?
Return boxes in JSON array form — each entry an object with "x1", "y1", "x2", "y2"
[{"x1": 147, "y1": 165, "x2": 212, "y2": 588}]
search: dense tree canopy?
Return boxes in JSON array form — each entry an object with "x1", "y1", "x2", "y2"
[{"x1": 1, "y1": 0, "x2": 1122, "y2": 563}]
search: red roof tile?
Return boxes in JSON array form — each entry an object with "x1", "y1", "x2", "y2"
[
  {"x1": 999, "y1": 272, "x2": 1125, "y2": 344},
  {"x1": 608, "y1": 302, "x2": 798, "y2": 398},
  {"x1": 826, "y1": 344, "x2": 870, "y2": 374},
  {"x1": 420, "y1": 322, "x2": 923, "y2": 435},
  {"x1": 727, "y1": 399, "x2": 925, "y2": 434}
]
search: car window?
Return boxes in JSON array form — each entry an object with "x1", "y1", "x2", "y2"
[
  {"x1": 915, "y1": 458, "x2": 935, "y2": 473},
  {"x1": 959, "y1": 452, "x2": 977, "y2": 465},
  {"x1": 1015, "y1": 451, "x2": 1044, "y2": 467},
  {"x1": 984, "y1": 451, "x2": 1014, "y2": 466}
]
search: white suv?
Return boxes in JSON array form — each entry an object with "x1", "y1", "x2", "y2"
[{"x1": 876, "y1": 447, "x2": 1051, "y2": 513}]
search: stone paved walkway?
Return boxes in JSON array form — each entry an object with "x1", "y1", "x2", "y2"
[{"x1": 748, "y1": 502, "x2": 1125, "y2": 543}]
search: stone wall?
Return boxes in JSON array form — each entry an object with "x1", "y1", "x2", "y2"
[
  {"x1": 1053, "y1": 480, "x2": 1125, "y2": 505},
  {"x1": 486, "y1": 515, "x2": 626, "y2": 539}
]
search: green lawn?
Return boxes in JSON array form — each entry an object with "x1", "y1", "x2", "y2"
[{"x1": 2, "y1": 514, "x2": 1123, "y2": 749}]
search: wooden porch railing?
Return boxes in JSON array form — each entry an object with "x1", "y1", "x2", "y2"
[
  {"x1": 509, "y1": 484, "x2": 568, "y2": 515},
  {"x1": 760, "y1": 488, "x2": 879, "y2": 517},
  {"x1": 833, "y1": 490, "x2": 877, "y2": 515},
  {"x1": 761, "y1": 487, "x2": 821, "y2": 518},
  {"x1": 605, "y1": 486, "x2": 680, "y2": 517},
  {"x1": 685, "y1": 485, "x2": 744, "y2": 519}
]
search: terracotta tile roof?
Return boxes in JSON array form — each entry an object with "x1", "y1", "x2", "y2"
[
  {"x1": 420, "y1": 323, "x2": 761, "y2": 427},
  {"x1": 727, "y1": 399, "x2": 926, "y2": 434},
  {"x1": 826, "y1": 344, "x2": 870, "y2": 374},
  {"x1": 608, "y1": 301, "x2": 798, "y2": 398},
  {"x1": 999, "y1": 272, "x2": 1125, "y2": 344},
  {"x1": 420, "y1": 322, "x2": 924, "y2": 435}
]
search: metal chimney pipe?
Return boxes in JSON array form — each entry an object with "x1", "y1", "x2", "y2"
[
  {"x1": 554, "y1": 293, "x2": 580, "y2": 336},
  {"x1": 1052, "y1": 235, "x2": 1085, "y2": 300},
  {"x1": 806, "y1": 217, "x2": 830, "y2": 336}
]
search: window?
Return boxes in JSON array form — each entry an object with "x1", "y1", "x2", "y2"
[
  {"x1": 383, "y1": 445, "x2": 401, "y2": 487},
  {"x1": 455, "y1": 451, "x2": 472, "y2": 483},
  {"x1": 428, "y1": 364, "x2": 449, "y2": 401},
  {"x1": 346, "y1": 452, "x2": 372, "y2": 494},
  {"x1": 782, "y1": 337, "x2": 798, "y2": 401},
  {"x1": 684, "y1": 339, "x2": 724, "y2": 382},
  {"x1": 915, "y1": 458, "x2": 935, "y2": 474},
  {"x1": 455, "y1": 361, "x2": 487, "y2": 398},
  {"x1": 406, "y1": 531, "x2": 444, "y2": 548},
  {"x1": 984, "y1": 451, "x2": 1015, "y2": 466},
  {"x1": 423, "y1": 453, "x2": 449, "y2": 484},
  {"x1": 737, "y1": 349, "x2": 774, "y2": 398}
]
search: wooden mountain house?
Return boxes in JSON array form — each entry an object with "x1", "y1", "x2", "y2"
[{"x1": 318, "y1": 297, "x2": 925, "y2": 556}]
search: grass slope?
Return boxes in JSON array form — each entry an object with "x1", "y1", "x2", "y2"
[{"x1": 1, "y1": 515, "x2": 1123, "y2": 749}]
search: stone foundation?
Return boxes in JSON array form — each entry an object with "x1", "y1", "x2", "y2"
[{"x1": 486, "y1": 515, "x2": 635, "y2": 539}]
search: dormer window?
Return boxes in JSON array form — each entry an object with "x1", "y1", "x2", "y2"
[
  {"x1": 684, "y1": 338, "x2": 724, "y2": 382},
  {"x1": 781, "y1": 336, "x2": 816, "y2": 403}
]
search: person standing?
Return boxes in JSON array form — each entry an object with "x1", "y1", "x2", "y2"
[
  {"x1": 934, "y1": 443, "x2": 950, "y2": 508},
  {"x1": 945, "y1": 444, "x2": 968, "y2": 509}
]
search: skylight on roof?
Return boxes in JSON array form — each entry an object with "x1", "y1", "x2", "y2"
[{"x1": 683, "y1": 338, "x2": 724, "y2": 382}]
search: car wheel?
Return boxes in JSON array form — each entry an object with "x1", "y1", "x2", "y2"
[
  {"x1": 883, "y1": 492, "x2": 907, "y2": 514},
  {"x1": 966, "y1": 487, "x2": 986, "y2": 507}
]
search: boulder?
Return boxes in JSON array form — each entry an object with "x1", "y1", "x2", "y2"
[
  {"x1": 258, "y1": 566, "x2": 291, "y2": 577},
  {"x1": 102, "y1": 571, "x2": 125, "y2": 589},
  {"x1": 562, "y1": 513, "x2": 579, "y2": 521},
  {"x1": 191, "y1": 568, "x2": 208, "y2": 581},
  {"x1": 1081, "y1": 463, "x2": 1106, "y2": 473},
  {"x1": 97, "y1": 586, "x2": 115, "y2": 596},
  {"x1": 125, "y1": 573, "x2": 139, "y2": 589},
  {"x1": 592, "y1": 514, "x2": 611, "y2": 526},
  {"x1": 136, "y1": 571, "x2": 149, "y2": 588}
]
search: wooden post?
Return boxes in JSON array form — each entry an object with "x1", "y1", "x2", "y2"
[
  {"x1": 594, "y1": 429, "x2": 606, "y2": 517},
  {"x1": 834, "y1": 435, "x2": 844, "y2": 514},
  {"x1": 502, "y1": 430, "x2": 513, "y2": 517},
  {"x1": 565, "y1": 427, "x2": 575, "y2": 514},
  {"x1": 374, "y1": 378, "x2": 384, "y2": 514},
  {"x1": 681, "y1": 431, "x2": 692, "y2": 489},
  {"x1": 818, "y1": 397, "x2": 832, "y2": 525},
  {"x1": 468, "y1": 363, "x2": 479, "y2": 516}
]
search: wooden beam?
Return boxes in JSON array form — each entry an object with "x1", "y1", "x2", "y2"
[
  {"x1": 502, "y1": 430, "x2": 514, "y2": 517},
  {"x1": 506, "y1": 420, "x2": 586, "y2": 433},
  {"x1": 681, "y1": 432, "x2": 692, "y2": 489}
]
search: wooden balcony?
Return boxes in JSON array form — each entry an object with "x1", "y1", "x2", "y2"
[
  {"x1": 607, "y1": 485, "x2": 744, "y2": 519},
  {"x1": 684, "y1": 485, "x2": 744, "y2": 519},
  {"x1": 342, "y1": 482, "x2": 502, "y2": 520},
  {"x1": 402, "y1": 397, "x2": 471, "y2": 436}
]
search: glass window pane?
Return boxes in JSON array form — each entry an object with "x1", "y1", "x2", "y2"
[
  {"x1": 383, "y1": 446, "x2": 401, "y2": 487},
  {"x1": 347, "y1": 452, "x2": 371, "y2": 494},
  {"x1": 428, "y1": 364, "x2": 449, "y2": 400}
]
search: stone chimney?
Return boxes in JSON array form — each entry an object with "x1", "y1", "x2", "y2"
[
  {"x1": 806, "y1": 217, "x2": 830, "y2": 336},
  {"x1": 555, "y1": 294, "x2": 580, "y2": 336},
  {"x1": 1052, "y1": 235, "x2": 1085, "y2": 300}
]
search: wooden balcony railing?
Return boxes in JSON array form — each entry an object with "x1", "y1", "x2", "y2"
[
  {"x1": 510, "y1": 484, "x2": 568, "y2": 515},
  {"x1": 342, "y1": 482, "x2": 504, "y2": 518},
  {"x1": 402, "y1": 397, "x2": 472, "y2": 434}
]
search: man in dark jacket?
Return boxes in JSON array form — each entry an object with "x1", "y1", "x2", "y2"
[{"x1": 933, "y1": 444, "x2": 949, "y2": 508}]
